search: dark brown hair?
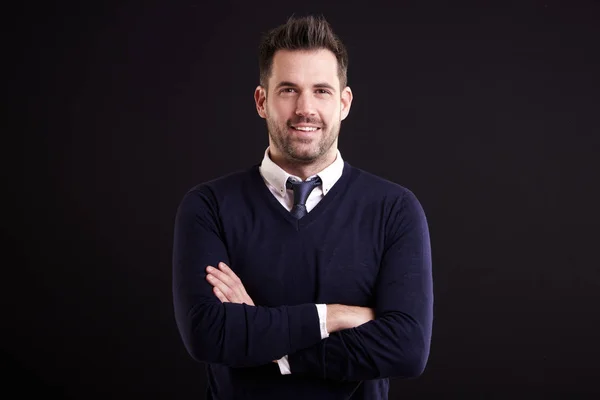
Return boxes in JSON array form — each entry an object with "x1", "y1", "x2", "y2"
[{"x1": 258, "y1": 15, "x2": 349, "y2": 90}]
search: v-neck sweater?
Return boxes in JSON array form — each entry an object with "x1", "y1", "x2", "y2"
[{"x1": 172, "y1": 161, "x2": 433, "y2": 400}]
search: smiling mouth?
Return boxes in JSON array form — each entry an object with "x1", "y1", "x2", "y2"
[{"x1": 290, "y1": 126, "x2": 321, "y2": 132}]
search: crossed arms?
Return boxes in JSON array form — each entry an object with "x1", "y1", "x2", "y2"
[
  {"x1": 206, "y1": 262, "x2": 375, "y2": 335},
  {"x1": 172, "y1": 188, "x2": 433, "y2": 382},
  {"x1": 205, "y1": 261, "x2": 375, "y2": 367}
]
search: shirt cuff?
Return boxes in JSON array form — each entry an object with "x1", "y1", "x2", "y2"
[
  {"x1": 276, "y1": 355, "x2": 291, "y2": 375},
  {"x1": 277, "y1": 305, "x2": 328, "y2": 375},
  {"x1": 315, "y1": 303, "x2": 329, "y2": 339}
]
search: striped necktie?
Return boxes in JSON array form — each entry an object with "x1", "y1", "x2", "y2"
[{"x1": 286, "y1": 176, "x2": 322, "y2": 219}]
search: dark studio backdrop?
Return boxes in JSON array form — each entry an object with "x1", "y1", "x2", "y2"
[{"x1": 5, "y1": 0, "x2": 600, "y2": 399}]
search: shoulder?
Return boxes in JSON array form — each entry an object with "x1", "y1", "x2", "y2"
[
  {"x1": 346, "y1": 164, "x2": 427, "y2": 226},
  {"x1": 190, "y1": 165, "x2": 259, "y2": 193},
  {"x1": 347, "y1": 166, "x2": 429, "y2": 246},
  {"x1": 177, "y1": 165, "x2": 260, "y2": 212},
  {"x1": 347, "y1": 164, "x2": 418, "y2": 203}
]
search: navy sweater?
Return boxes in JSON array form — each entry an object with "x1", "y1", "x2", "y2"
[{"x1": 172, "y1": 162, "x2": 433, "y2": 399}]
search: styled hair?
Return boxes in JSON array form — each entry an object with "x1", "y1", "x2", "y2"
[{"x1": 258, "y1": 15, "x2": 348, "y2": 89}]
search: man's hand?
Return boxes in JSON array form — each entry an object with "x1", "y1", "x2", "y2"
[
  {"x1": 326, "y1": 304, "x2": 375, "y2": 333},
  {"x1": 205, "y1": 262, "x2": 255, "y2": 306}
]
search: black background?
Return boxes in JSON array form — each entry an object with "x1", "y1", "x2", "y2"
[{"x1": 5, "y1": 1, "x2": 600, "y2": 399}]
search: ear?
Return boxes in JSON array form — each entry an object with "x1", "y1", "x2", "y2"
[
  {"x1": 254, "y1": 85, "x2": 267, "y2": 119},
  {"x1": 340, "y1": 86, "x2": 353, "y2": 121}
]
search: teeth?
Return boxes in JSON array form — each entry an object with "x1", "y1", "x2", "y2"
[{"x1": 294, "y1": 127, "x2": 318, "y2": 131}]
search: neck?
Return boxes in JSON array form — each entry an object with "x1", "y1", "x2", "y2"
[{"x1": 269, "y1": 149, "x2": 337, "y2": 181}]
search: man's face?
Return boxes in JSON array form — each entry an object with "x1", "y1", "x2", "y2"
[{"x1": 255, "y1": 49, "x2": 352, "y2": 164}]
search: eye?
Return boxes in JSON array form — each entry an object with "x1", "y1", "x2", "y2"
[
  {"x1": 280, "y1": 88, "x2": 297, "y2": 94},
  {"x1": 316, "y1": 89, "x2": 331, "y2": 95}
]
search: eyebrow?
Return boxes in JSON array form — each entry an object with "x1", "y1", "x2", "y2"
[{"x1": 275, "y1": 81, "x2": 336, "y2": 91}]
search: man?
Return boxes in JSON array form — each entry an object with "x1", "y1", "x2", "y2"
[{"x1": 172, "y1": 15, "x2": 433, "y2": 400}]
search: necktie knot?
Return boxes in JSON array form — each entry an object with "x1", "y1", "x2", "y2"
[{"x1": 286, "y1": 176, "x2": 322, "y2": 219}]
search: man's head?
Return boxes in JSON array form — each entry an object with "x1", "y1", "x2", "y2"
[
  {"x1": 258, "y1": 15, "x2": 349, "y2": 90},
  {"x1": 254, "y1": 15, "x2": 353, "y2": 170}
]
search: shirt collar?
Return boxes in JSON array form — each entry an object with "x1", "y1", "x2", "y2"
[{"x1": 259, "y1": 147, "x2": 345, "y2": 197}]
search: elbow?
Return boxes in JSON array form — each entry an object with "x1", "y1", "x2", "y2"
[
  {"x1": 174, "y1": 302, "x2": 225, "y2": 364},
  {"x1": 183, "y1": 332, "x2": 220, "y2": 364},
  {"x1": 178, "y1": 323, "x2": 221, "y2": 364},
  {"x1": 390, "y1": 337, "x2": 430, "y2": 379},
  {"x1": 175, "y1": 301, "x2": 259, "y2": 368},
  {"x1": 347, "y1": 344, "x2": 429, "y2": 382},
  {"x1": 385, "y1": 312, "x2": 432, "y2": 379},
  {"x1": 398, "y1": 349, "x2": 428, "y2": 378}
]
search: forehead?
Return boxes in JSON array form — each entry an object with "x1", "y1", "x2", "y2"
[{"x1": 270, "y1": 49, "x2": 339, "y2": 87}]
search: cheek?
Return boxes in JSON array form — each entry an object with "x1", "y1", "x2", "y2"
[
  {"x1": 266, "y1": 100, "x2": 286, "y2": 119},
  {"x1": 322, "y1": 103, "x2": 341, "y2": 122},
  {"x1": 264, "y1": 103, "x2": 277, "y2": 121},
  {"x1": 275, "y1": 104, "x2": 300, "y2": 125}
]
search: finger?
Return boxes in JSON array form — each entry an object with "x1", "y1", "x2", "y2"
[
  {"x1": 206, "y1": 274, "x2": 234, "y2": 300},
  {"x1": 218, "y1": 262, "x2": 242, "y2": 284},
  {"x1": 206, "y1": 264, "x2": 252, "y2": 305},
  {"x1": 208, "y1": 265, "x2": 248, "y2": 302},
  {"x1": 207, "y1": 265, "x2": 237, "y2": 289},
  {"x1": 218, "y1": 263, "x2": 250, "y2": 299},
  {"x1": 213, "y1": 287, "x2": 229, "y2": 303}
]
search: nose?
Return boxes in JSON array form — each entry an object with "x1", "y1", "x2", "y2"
[{"x1": 295, "y1": 92, "x2": 317, "y2": 117}]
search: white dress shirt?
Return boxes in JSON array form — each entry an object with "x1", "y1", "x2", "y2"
[{"x1": 258, "y1": 147, "x2": 345, "y2": 374}]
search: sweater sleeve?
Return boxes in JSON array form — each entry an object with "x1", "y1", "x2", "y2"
[
  {"x1": 287, "y1": 189, "x2": 433, "y2": 381},
  {"x1": 172, "y1": 187, "x2": 323, "y2": 367}
]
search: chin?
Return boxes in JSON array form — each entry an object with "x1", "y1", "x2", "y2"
[{"x1": 287, "y1": 148, "x2": 322, "y2": 163}]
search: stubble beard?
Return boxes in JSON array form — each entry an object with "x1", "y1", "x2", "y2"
[{"x1": 266, "y1": 116, "x2": 340, "y2": 165}]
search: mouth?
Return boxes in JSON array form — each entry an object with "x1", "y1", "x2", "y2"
[{"x1": 289, "y1": 125, "x2": 321, "y2": 132}]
